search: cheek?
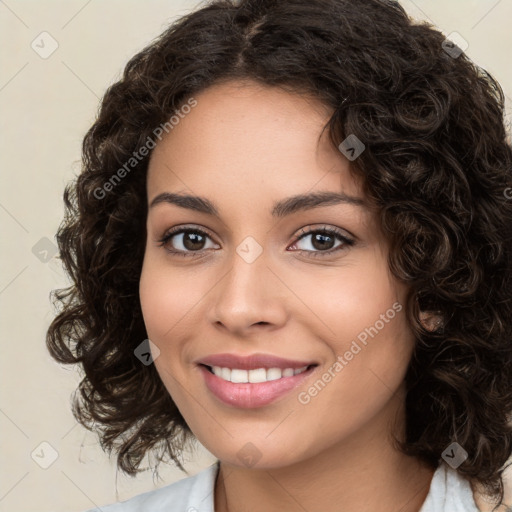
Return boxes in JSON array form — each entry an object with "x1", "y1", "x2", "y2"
[
  {"x1": 291, "y1": 251, "x2": 404, "y2": 343},
  {"x1": 139, "y1": 255, "x2": 202, "y2": 341},
  {"x1": 139, "y1": 258, "x2": 197, "y2": 409},
  {"x1": 139, "y1": 274, "x2": 177, "y2": 338},
  {"x1": 138, "y1": 254, "x2": 214, "y2": 389},
  {"x1": 292, "y1": 251, "x2": 414, "y2": 399}
]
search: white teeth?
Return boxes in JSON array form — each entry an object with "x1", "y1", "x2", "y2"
[
  {"x1": 210, "y1": 365, "x2": 310, "y2": 383},
  {"x1": 230, "y1": 369, "x2": 248, "y2": 383},
  {"x1": 266, "y1": 368, "x2": 282, "y2": 381},
  {"x1": 248, "y1": 368, "x2": 267, "y2": 383},
  {"x1": 294, "y1": 366, "x2": 307, "y2": 375},
  {"x1": 221, "y1": 367, "x2": 231, "y2": 381}
]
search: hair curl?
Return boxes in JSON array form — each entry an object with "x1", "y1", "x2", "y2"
[{"x1": 46, "y1": 0, "x2": 512, "y2": 506}]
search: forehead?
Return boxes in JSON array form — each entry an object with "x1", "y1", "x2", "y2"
[{"x1": 147, "y1": 80, "x2": 368, "y2": 221}]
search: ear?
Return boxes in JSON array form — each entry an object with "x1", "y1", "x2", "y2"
[{"x1": 419, "y1": 310, "x2": 444, "y2": 332}]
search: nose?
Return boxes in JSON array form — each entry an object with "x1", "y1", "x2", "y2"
[{"x1": 207, "y1": 247, "x2": 289, "y2": 337}]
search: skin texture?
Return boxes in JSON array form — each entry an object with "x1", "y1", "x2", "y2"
[{"x1": 139, "y1": 80, "x2": 436, "y2": 512}]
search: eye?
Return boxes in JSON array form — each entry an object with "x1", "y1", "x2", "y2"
[
  {"x1": 156, "y1": 224, "x2": 355, "y2": 259},
  {"x1": 288, "y1": 225, "x2": 355, "y2": 257},
  {"x1": 157, "y1": 226, "x2": 219, "y2": 257}
]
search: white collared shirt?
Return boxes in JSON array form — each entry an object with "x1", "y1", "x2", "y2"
[{"x1": 84, "y1": 460, "x2": 480, "y2": 511}]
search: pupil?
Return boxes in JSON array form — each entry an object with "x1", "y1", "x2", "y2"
[
  {"x1": 184, "y1": 232, "x2": 205, "y2": 250},
  {"x1": 312, "y1": 233, "x2": 333, "y2": 250}
]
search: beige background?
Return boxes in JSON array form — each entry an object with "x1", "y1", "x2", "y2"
[{"x1": 0, "y1": 1, "x2": 511, "y2": 511}]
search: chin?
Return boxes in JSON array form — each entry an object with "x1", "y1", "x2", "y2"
[{"x1": 205, "y1": 436, "x2": 312, "y2": 471}]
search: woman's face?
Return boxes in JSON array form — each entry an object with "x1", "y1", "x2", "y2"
[{"x1": 139, "y1": 80, "x2": 415, "y2": 469}]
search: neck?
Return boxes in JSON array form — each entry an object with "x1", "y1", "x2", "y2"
[{"x1": 214, "y1": 400, "x2": 435, "y2": 512}]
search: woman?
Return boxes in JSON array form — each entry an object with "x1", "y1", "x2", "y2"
[{"x1": 46, "y1": 0, "x2": 512, "y2": 510}]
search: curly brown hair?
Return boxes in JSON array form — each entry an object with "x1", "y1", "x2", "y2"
[{"x1": 46, "y1": 0, "x2": 512, "y2": 506}]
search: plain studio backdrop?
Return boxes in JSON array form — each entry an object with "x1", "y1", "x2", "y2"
[{"x1": 0, "y1": 1, "x2": 511, "y2": 511}]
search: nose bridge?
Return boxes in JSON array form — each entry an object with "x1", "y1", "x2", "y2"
[{"x1": 209, "y1": 238, "x2": 287, "y2": 333}]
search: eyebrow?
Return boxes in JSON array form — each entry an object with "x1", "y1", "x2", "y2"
[{"x1": 149, "y1": 191, "x2": 366, "y2": 218}]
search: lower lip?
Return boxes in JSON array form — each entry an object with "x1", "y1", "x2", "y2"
[{"x1": 199, "y1": 365, "x2": 316, "y2": 408}]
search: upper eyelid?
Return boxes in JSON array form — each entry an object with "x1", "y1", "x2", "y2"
[
  {"x1": 161, "y1": 224, "x2": 216, "y2": 241},
  {"x1": 296, "y1": 224, "x2": 354, "y2": 240}
]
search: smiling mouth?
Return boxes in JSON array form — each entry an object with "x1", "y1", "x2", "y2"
[{"x1": 200, "y1": 364, "x2": 318, "y2": 383}]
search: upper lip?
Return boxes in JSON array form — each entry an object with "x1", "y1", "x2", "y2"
[{"x1": 196, "y1": 353, "x2": 318, "y2": 370}]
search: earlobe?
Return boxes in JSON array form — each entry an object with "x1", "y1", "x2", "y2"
[{"x1": 419, "y1": 310, "x2": 444, "y2": 332}]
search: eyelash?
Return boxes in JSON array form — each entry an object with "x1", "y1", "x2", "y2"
[{"x1": 156, "y1": 225, "x2": 355, "y2": 259}]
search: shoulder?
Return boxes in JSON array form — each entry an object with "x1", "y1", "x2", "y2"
[
  {"x1": 420, "y1": 462, "x2": 480, "y2": 512},
  {"x1": 82, "y1": 461, "x2": 219, "y2": 512}
]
